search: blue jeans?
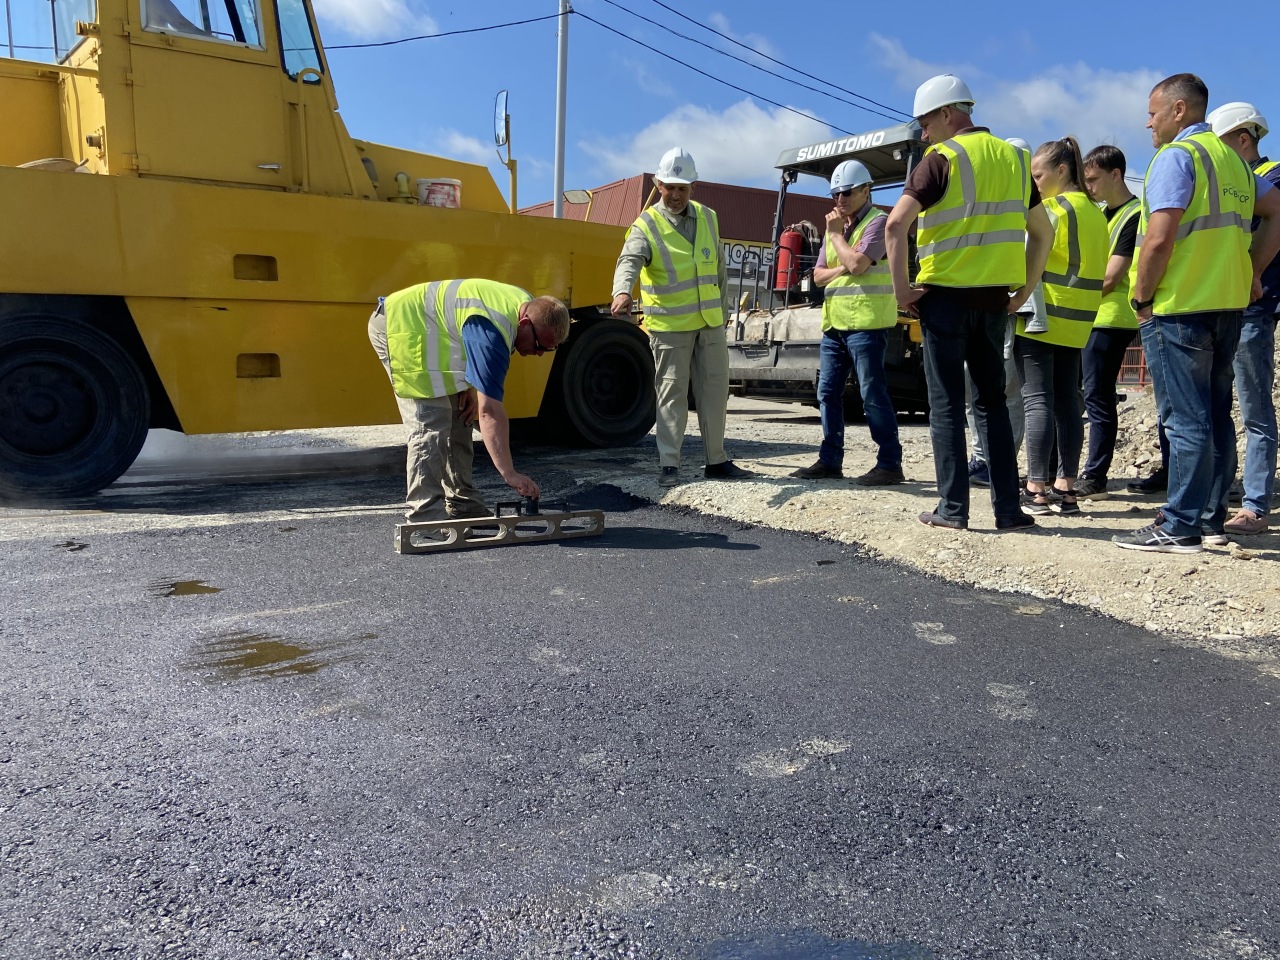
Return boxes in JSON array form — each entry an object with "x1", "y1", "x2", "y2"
[
  {"x1": 1081, "y1": 326, "x2": 1138, "y2": 481},
  {"x1": 1139, "y1": 311, "x2": 1241, "y2": 538},
  {"x1": 1233, "y1": 299, "x2": 1278, "y2": 517},
  {"x1": 917, "y1": 291, "x2": 1021, "y2": 522},
  {"x1": 817, "y1": 328, "x2": 902, "y2": 470}
]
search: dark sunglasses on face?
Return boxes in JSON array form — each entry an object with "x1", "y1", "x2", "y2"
[
  {"x1": 833, "y1": 188, "x2": 855, "y2": 198},
  {"x1": 524, "y1": 318, "x2": 555, "y2": 352}
]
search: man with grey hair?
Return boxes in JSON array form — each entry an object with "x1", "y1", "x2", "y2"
[{"x1": 611, "y1": 147, "x2": 753, "y2": 487}]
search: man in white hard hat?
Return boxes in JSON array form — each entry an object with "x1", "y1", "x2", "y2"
[
  {"x1": 791, "y1": 159, "x2": 903, "y2": 484},
  {"x1": 1208, "y1": 101, "x2": 1280, "y2": 536},
  {"x1": 965, "y1": 137, "x2": 1033, "y2": 488},
  {"x1": 1112, "y1": 75, "x2": 1280, "y2": 554},
  {"x1": 885, "y1": 75, "x2": 1054, "y2": 533},
  {"x1": 611, "y1": 147, "x2": 753, "y2": 487}
]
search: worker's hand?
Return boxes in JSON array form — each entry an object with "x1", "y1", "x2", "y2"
[
  {"x1": 1251, "y1": 275, "x2": 1264, "y2": 304},
  {"x1": 457, "y1": 388, "x2": 478, "y2": 425},
  {"x1": 825, "y1": 208, "x2": 844, "y2": 231},
  {"x1": 611, "y1": 293, "x2": 633, "y2": 318},
  {"x1": 1006, "y1": 286, "x2": 1031, "y2": 315},
  {"x1": 1136, "y1": 305, "x2": 1155, "y2": 324},
  {"x1": 504, "y1": 472, "x2": 540, "y2": 499},
  {"x1": 897, "y1": 285, "x2": 926, "y2": 318}
]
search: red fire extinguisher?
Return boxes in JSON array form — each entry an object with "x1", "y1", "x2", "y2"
[{"x1": 774, "y1": 229, "x2": 804, "y2": 292}]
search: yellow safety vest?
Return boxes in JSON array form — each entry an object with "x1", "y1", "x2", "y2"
[
  {"x1": 916, "y1": 130, "x2": 1029, "y2": 289},
  {"x1": 634, "y1": 200, "x2": 724, "y2": 331},
  {"x1": 1130, "y1": 131, "x2": 1255, "y2": 315},
  {"x1": 1093, "y1": 197, "x2": 1141, "y2": 330},
  {"x1": 1016, "y1": 190, "x2": 1107, "y2": 348},
  {"x1": 821, "y1": 207, "x2": 896, "y2": 331},
  {"x1": 384, "y1": 278, "x2": 523, "y2": 399},
  {"x1": 1256, "y1": 160, "x2": 1279, "y2": 177}
]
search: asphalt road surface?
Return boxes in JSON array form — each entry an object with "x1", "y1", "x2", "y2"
[{"x1": 2, "y1": 445, "x2": 1278, "y2": 960}]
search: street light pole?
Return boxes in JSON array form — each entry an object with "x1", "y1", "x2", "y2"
[{"x1": 552, "y1": 0, "x2": 570, "y2": 218}]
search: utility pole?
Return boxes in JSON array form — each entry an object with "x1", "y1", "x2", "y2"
[{"x1": 552, "y1": 0, "x2": 570, "y2": 218}]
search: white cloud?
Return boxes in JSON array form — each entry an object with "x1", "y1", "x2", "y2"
[
  {"x1": 581, "y1": 99, "x2": 830, "y2": 188},
  {"x1": 438, "y1": 129, "x2": 495, "y2": 166},
  {"x1": 869, "y1": 34, "x2": 1162, "y2": 171},
  {"x1": 707, "y1": 12, "x2": 779, "y2": 62},
  {"x1": 311, "y1": 0, "x2": 436, "y2": 40}
]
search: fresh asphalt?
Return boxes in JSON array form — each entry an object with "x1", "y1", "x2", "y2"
[{"x1": 2, "y1": 451, "x2": 1278, "y2": 960}]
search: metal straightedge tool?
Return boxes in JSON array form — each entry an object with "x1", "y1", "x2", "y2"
[{"x1": 394, "y1": 497, "x2": 605, "y2": 555}]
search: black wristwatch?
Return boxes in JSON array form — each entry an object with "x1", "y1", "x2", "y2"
[{"x1": 1130, "y1": 296, "x2": 1154, "y2": 312}]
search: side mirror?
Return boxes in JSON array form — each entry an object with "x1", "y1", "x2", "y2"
[{"x1": 494, "y1": 90, "x2": 509, "y2": 147}]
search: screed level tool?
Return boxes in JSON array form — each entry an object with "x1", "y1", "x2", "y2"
[{"x1": 394, "y1": 498, "x2": 606, "y2": 555}]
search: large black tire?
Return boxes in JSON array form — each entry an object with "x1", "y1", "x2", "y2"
[
  {"x1": 0, "y1": 316, "x2": 150, "y2": 498},
  {"x1": 551, "y1": 319, "x2": 655, "y2": 447}
]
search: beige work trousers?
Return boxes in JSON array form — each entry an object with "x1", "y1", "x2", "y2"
[
  {"x1": 368, "y1": 308, "x2": 487, "y2": 523},
  {"x1": 649, "y1": 324, "x2": 730, "y2": 468}
]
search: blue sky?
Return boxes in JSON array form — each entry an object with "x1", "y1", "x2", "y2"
[{"x1": 6, "y1": 1, "x2": 1277, "y2": 205}]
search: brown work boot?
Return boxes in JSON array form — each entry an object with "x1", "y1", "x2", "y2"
[
  {"x1": 1224, "y1": 508, "x2": 1268, "y2": 536},
  {"x1": 854, "y1": 466, "x2": 905, "y2": 486}
]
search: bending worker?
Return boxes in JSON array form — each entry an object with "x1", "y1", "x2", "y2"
[
  {"x1": 611, "y1": 146, "x2": 754, "y2": 488},
  {"x1": 368, "y1": 279, "x2": 570, "y2": 534},
  {"x1": 791, "y1": 159, "x2": 904, "y2": 485}
]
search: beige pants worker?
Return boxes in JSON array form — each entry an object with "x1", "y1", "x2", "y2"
[
  {"x1": 649, "y1": 323, "x2": 730, "y2": 468},
  {"x1": 368, "y1": 307, "x2": 487, "y2": 523}
]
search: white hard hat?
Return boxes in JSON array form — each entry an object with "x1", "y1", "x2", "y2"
[
  {"x1": 913, "y1": 74, "x2": 975, "y2": 120},
  {"x1": 1208, "y1": 101, "x2": 1269, "y2": 141},
  {"x1": 1005, "y1": 137, "x2": 1031, "y2": 153},
  {"x1": 829, "y1": 159, "x2": 872, "y2": 195},
  {"x1": 655, "y1": 146, "x2": 698, "y2": 185}
]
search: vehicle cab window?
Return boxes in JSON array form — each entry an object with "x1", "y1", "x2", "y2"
[
  {"x1": 275, "y1": 0, "x2": 323, "y2": 82},
  {"x1": 141, "y1": 0, "x2": 263, "y2": 48}
]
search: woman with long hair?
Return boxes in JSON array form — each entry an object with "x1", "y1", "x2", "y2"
[{"x1": 1016, "y1": 136, "x2": 1109, "y2": 516}]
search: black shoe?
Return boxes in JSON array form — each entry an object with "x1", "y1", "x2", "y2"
[
  {"x1": 855, "y1": 466, "x2": 905, "y2": 486},
  {"x1": 994, "y1": 514, "x2": 1036, "y2": 532},
  {"x1": 918, "y1": 511, "x2": 967, "y2": 530},
  {"x1": 1127, "y1": 468, "x2": 1167, "y2": 494},
  {"x1": 1073, "y1": 477, "x2": 1109, "y2": 501},
  {"x1": 790, "y1": 460, "x2": 842, "y2": 480},
  {"x1": 704, "y1": 460, "x2": 754, "y2": 480},
  {"x1": 967, "y1": 457, "x2": 991, "y2": 488},
  {"x1": 659, "y1": 466, "x2": 680, "y2": 487},
  {"x1": 1112, "y1": 520, "x2": 1202, "y2": 553},
  {"x1": 1050, "y1": 487, "x2": 1079, "y2": 515},
  {"x1": 1020, "y1": 486, "x2": 1052, "y2": 516}
]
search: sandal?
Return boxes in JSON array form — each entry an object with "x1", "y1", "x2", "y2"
[
  {"x1": 1020, "y1": 486, "x2": 1052, "y2": 516},
  {"x1": 1051, "y1": 486, "x2": 1079, "y2": 515}
]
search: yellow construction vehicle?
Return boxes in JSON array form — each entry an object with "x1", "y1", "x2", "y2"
[{"x1": 0, "y1": 0, "x2": 655, "y2": 497}]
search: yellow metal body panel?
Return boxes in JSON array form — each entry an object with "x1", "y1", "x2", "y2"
[{"x1": 0, "y1": 0, "x2": 627, "y2": 436}]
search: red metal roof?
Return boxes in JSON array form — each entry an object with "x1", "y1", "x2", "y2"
[{"x1": 520, "y1": 175, "x2": 836, "y2": 244}]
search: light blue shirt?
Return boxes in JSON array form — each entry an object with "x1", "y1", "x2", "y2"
[{"x1": 1144, "y1": 121, "x2": 1274, "y2": 212}]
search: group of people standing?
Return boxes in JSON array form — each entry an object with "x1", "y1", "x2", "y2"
[{"x1": 366, "y1": 71, "x2": 1280, "y2": 560}]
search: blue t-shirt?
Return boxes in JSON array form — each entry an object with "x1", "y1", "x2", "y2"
[
  {"x1": 1255, "y1": 157, "x2": 1280, "y2": 303},
  {"x1": 1144, "y1": 122, "x2": 1274, "y2": 212},
  {"x1": 461, "y1": 316, "x2": 513, "y2": 401}
]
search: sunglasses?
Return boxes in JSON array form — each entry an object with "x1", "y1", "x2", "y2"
[
  {"x1": 832, "y1": 188, "x2": 857, "y2": 198},
  {"x1": 523, "y1": 317, "x2": 555, "y2": 352}
]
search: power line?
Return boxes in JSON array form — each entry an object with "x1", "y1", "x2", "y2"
[
  {"x1": 595, "y1": 0, "x2": 905, "y2": 125},
  {"x1": 573, "y1": 10, "x2": 855, "y2": 137},
  {"x1": 327, "y1": 14, "x2": 563, "y2": 50},
  {"x1": 641, "y1": 0, "x2": 912, "y2": 121}
]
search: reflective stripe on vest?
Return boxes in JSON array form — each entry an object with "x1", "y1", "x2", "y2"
[
  {"x1": 1094, "y1": 197, "x2": 1141, "y2": 330},
  {"x1": 1130, "y1": 132, "x2": 1255, "y2": 315},
  {"x1": 821, "y1": 207, "x2": 896, "y2": 331},
  {"x1": 1029, "y1": 191, "x2": 1107, "y2": 348},
  {"x1": 916, "y1": 132, "x2": 1029, "y2": 289},
  {"x1": 635, "y1": 200, "x2": 724, "y2": 331},
  {"x1": 1255, "y1": 160, "x2": 1279, "y2": 177},
  {"x1": 384, "y1": 278, "x2": 523, "y2": 399}
]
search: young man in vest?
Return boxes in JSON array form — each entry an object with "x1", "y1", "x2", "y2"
[
  {"x1": 1113, "y1": 75, "x2": 1280, "y2": 554},
  {"x1": 885, "y1": 75, "x2": 1053, "y2": 532},
  {"x1": 368, "y1": 280, "x2": 570, "y2": 531},
  {"x1": 1208, "y1": 102, "x2": 1280, "y2": 536},
  {"x1": 791, "y1": 159, "x2": 904, "y2": 485},
  {"x1": 611, "y1": 147, "x2": 753, "y2": 488},
  {"x1": 1077, "y1": 144, "x2": 1142, "y2": 501}
]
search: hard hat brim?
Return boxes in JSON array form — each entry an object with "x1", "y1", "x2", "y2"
[{"x1": 656, "y1": 175, "x2": 694, "y2": 185}]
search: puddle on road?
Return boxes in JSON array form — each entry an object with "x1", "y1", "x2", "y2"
[
  {"x1": 704, "y1": 932, "x2": 936, "y2": 959},
  {"x1": 54, "y1": 540, "x2": 89, "y2": 552},
  {"x1": 188, "y1": 630, "x2": 375, "y2": 680},
  {"x1": 149, "y1": 579, "x2": 222, "y2": 597}
]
